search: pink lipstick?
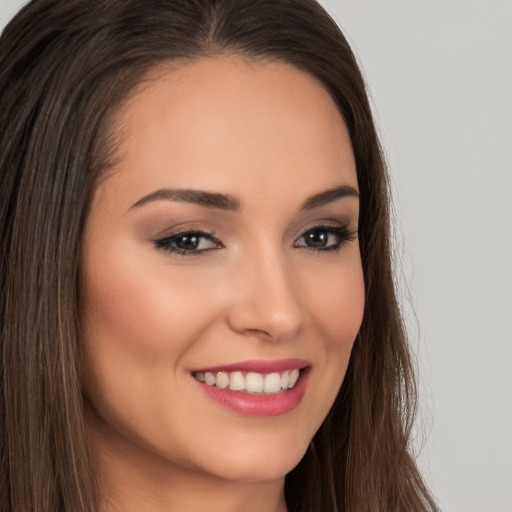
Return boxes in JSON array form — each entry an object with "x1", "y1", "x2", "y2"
[{"x1": 191, "y1": 359, "x2": 311, "y2": 416}]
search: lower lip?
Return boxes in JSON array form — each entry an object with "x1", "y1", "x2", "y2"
[{"x1": 194, "y1": 367, "x2": 311, "y2": 416}]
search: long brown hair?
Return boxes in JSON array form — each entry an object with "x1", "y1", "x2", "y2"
[{"x1": 0, "y1": 1, "x2": 438, "y2": 510}]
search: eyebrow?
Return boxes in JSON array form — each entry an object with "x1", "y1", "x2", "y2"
[
  {"x1": 130, "y1": 188, "x2": 241, "y2": 211},
  {"x1": 129, "y1": 184, "x2": 359, "y2": 212},
  {"x1": 299, "y1": 185, "x2": 359, "y2": 210}
]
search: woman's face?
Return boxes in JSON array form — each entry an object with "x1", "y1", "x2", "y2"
[{"x1": 81, "y1": 56, "x2": 364, "y2": 485}]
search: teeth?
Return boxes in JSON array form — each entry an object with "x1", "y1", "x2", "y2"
[
  {"x1": 288, "y1": 369, "x2": 300, "y2": 388},
  {"x1": 216, "y1": 372, "x2": 229, "y2": 389},
  {"x1": 246, "y1": 372, "x2": 263, "y2": 393},
  {"x1": 230, "y1": 371, "x2": 245, "y2": 391},
  {"x1": 280, "y1": 370, "x2": 289, "y2": 389},
  {"x1": 264, "y1": 372, "x2": 282, "y2": 393},
  {"x1": 193, "y1": 368, "x2": 303, "y2": 394},
  {"x1": 204, "y1": 372, "x2": 216, "y2": 386}
]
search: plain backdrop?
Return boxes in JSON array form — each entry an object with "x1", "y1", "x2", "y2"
[{"x1": 1, "y1": 1, "x2": 511, "y2": 511}]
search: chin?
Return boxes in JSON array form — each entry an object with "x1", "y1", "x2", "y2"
[
  {"x1": 208, "y1": 446, "x2": 308, "y2": 483},
  {"x1": 181, "y1": 428, "x2": 312, "y2": 483}
]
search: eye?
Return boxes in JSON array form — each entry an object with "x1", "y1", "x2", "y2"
[
  {"x1": 154, "y1": 230, "x2": 221, "y2": 255},
  {"x1": 294, "y1": 225, "x2": 356, "y2": 252}
]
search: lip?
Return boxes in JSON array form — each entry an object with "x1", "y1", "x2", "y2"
[
  {"x1": 192, "y1": 358, "x2": 311, "y2": 374},
  {"x1": 192, "y1": 362, "x2": 312, "y2": 417}
]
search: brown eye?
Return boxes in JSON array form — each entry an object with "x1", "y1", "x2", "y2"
[
  {"x1": 154, "y1": 230, "x2": 221, "y2": 255},
  {"x1": 294, "y1": 225, "x2": 357, "y2": 252},
  {"x1": 174, "y1": 233, "x2": 203, "y2": 251},
  {"x1": 304, "y1": 229, "x2": 330, "y2": 248}
]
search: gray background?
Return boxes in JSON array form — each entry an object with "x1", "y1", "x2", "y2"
[{"x1": 2, "y1": 1, "x2": 511, "y2": 510}]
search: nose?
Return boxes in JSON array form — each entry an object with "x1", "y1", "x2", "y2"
[{"x1": 226, "y1": 249, "x2": 305, "y2": 342}]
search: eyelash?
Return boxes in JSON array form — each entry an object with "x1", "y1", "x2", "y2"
[
  {"x1": 294, "y1": 224, "x2": 357, "y2": 253},
  {"x1": 153, "y1": 224, "x2": 357, "y2": 256},
  {"x1": 154, "y1": 229, "x2": 220, "y2": 256}
]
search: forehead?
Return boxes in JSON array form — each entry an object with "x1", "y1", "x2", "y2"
[{"x1": 103, "y1": 55, "x2": 357, "y2": 207}]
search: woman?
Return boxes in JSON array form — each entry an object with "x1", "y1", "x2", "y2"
[{"x1": 0, "y1": 1, "x2": 438, "y2": 511}]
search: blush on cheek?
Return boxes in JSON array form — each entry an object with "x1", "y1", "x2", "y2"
[
  {"x1": 81, "y1": 261, "x2": 174, "y2": 359},
  {"x1": 335, "y1": 291, "x2": 365, "y2": 345},
  {"x1": 81, "y1": 250, "x2": 219, "y2": 367},
  {"x1": 309, "y1": 266, "x2": 365, "y2": 350}
]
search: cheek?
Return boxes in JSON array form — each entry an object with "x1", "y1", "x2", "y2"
[
  {"x1": 84, "y1": 272, "x2": 168, "y2": 352},
  {"x1": 297, "y1": 253, "x2": 365, "y2": 432},
  {"x1": 307, "y1": 250, "x2": 365, "y2": 356},
  {"x1": 306, "y1": 256, "x2": 365, "y2": 352},
  {"x1": 307, "y1": 253, "x2": 363, "y2": 394},
  {"x1": 79, "y1": 247, "x2": 224, "y2": 448},
  {"x1": 80, "y1": 248, "x2": 216, "y2": 363}
]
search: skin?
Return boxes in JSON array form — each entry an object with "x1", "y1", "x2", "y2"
[{"x1": 80, "y1": 55, "x2": 365, "y2": 512}]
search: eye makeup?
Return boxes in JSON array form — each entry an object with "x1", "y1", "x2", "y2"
[
  {"x1": 293, "y1": 224, "x2": 357, "y2": 253},
  {"x1": 153, "y1": 223, "x2": 357, "y2": 257},
  {"x1": 154, "y1": 228, "x2": 222, "y2": 256}
]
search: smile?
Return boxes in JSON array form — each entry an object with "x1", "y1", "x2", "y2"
[
  {"x1": 192, "y1": 359, "x2": 311, "y2": 416},
  {"x1": 193, "y1": 369, "x2": 301, "y2": 394}
]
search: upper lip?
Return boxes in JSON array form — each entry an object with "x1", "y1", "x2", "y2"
[{"x1": 192, "y1": 358, "x2": 311, "y2": 374}]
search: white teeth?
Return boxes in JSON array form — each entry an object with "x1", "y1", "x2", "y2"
[
  {"x1": 204, "y1": 372, "x2": 216, "y2": 386},
  {"x1": 280, "y1": 370, "x2": 289, "y2": 389},
  {"x1": 264, "y1": 372, "x2": 282, "y2": 393},
  {"x1": 229, "y1": 371, "x2": 245, "y2": 391},
  {"x1": 246, "y1": 372, "x2": 264, "y2": 393},
  {"x1": 216, "y1": 372, "x2": 229, "y2": 389},
  {"x1": 288, "y1": 369, "x2": 300, "y2": 388},
  {"x1": 194, "y1": 368, "x2": 303, "y2": 394}
]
